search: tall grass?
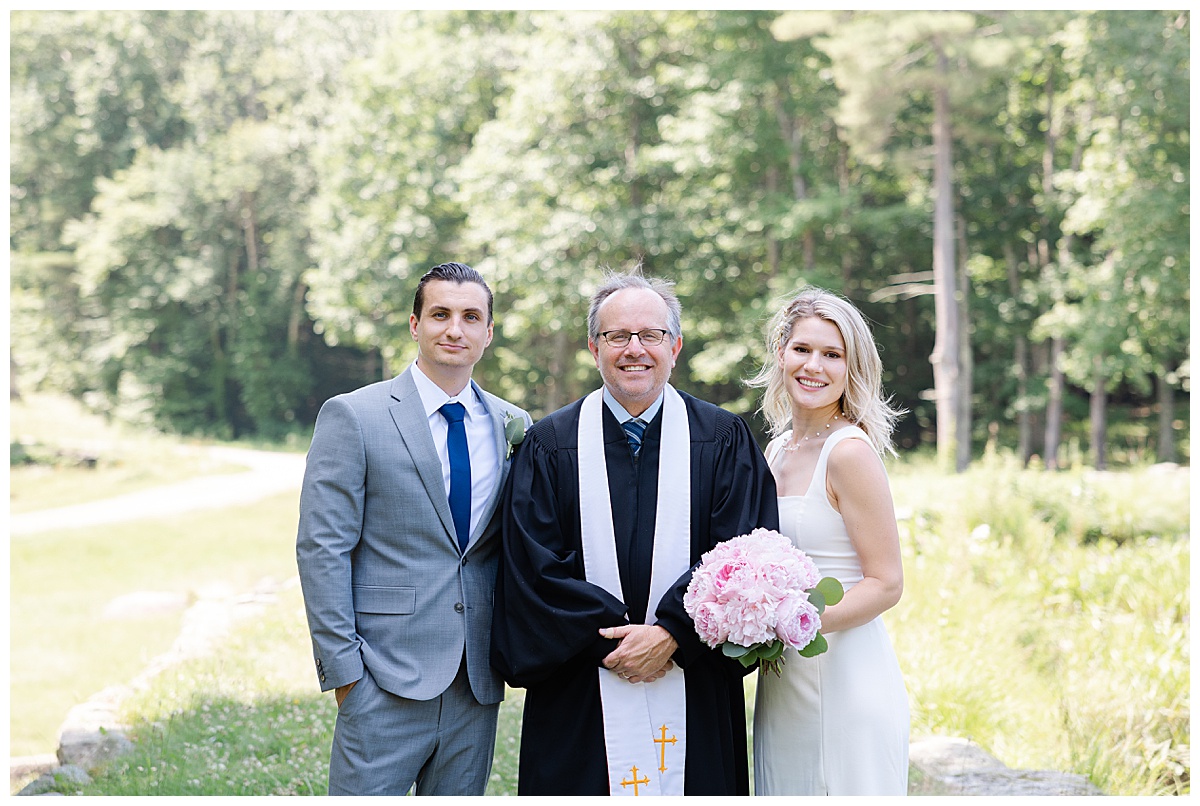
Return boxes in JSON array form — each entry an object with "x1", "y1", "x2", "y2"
[{"x1": 887, "y1": 452, "x2": 1190, "y2": 795}]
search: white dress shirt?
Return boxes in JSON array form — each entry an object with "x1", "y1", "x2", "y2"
[
  {"x1": 603, "y1": 388, "x2": 664, "y2": 429},
  {"x1": 410, "y1": 362, "x2": 500, "y2": 542}
]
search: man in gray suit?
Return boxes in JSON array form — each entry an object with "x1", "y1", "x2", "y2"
[{"x1": 296, "y1": 262, "x2": 531, "y2": 795}]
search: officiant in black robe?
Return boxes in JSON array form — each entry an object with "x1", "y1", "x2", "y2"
[{"x1": 491, "y1": 270, "x2": 779, "y2": 795}]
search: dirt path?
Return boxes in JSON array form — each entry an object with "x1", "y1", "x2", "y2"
[{"x1": 9, "y1": 446, "x2": 306, "y2": 537}]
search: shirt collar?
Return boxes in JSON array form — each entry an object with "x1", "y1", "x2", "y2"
[
  {"x1": 602, "y1": 387, "x2": 664, "y2": 425},
  {"x1": 410, "y1": 362, "x2": 481, "y2": 419}
]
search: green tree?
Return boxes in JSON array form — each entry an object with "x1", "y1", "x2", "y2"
[
  {"x1": 10, "y1": 11, "x2": 195, "y2": 394},
  {"x1": 305, "y1": 11, "x2": 518, "y2": 384},
  {"x1": 1051, "y1": 11, "x2": 1190, "y2": 466},
  {"x1": 777, "y1": 10, "x2": 1023, "y2": 470},
  {"x1": 456, "y1": 11, "x2": 697, "y2": 414},
  {"x1": 33, "y1": 11, "x2": 379, "y2": 435}
]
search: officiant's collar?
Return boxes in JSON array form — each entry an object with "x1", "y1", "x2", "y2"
[{"x1": 603, "y1": 387, "x2": 664, "y2": 425}]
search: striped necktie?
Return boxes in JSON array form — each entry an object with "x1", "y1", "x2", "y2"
[{"x1": 622, "y1": 418, "x2": 647, "y2": 457}]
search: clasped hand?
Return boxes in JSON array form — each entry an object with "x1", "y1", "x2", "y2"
[{"x1": 600, "y1": 624, "x2": 678, "y2": 684}]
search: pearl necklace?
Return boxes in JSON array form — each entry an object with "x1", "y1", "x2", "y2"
[{"x1": 782, "y1": 414, "x2": 839, "y2": 452}]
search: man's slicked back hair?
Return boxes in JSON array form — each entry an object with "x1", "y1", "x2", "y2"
[{"x1": 413, "y1": 262, "x2": 494, "y2": 323}]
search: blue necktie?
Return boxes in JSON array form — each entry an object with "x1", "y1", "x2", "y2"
[
  {"x1": 439, "y1": 402, "x2": 471, "y2": 551},
  {"x1": 622, "y1": 418, "x2": 647, "y2": 457}
]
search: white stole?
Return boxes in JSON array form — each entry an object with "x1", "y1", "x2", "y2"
[{"x1": 578, "y1": 385, "x2": 690, "y2": 796}]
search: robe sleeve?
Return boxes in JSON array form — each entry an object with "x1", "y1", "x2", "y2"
[
  {"x1": 491, "y1": 423, "x2": 625, "y2": 687},
  {"x1": 654, "y1": 407, "x2": 780, "y2": 669}
]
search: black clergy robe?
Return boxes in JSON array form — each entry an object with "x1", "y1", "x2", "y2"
[{"x1": 491, "y1": 390, "x2": 780, "y2": 795}]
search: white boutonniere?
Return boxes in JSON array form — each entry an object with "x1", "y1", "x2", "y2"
[{"x1": 503, "y1": 412, "x2": 526, "y2": 459}]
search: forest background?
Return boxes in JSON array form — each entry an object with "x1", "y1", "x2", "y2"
[
  {"x1": 8, "y1": 9, "x2": 1191, "y2": 797},
  {"x1": 9, "y1": 9, "x2": 1191, "y2": 468}
]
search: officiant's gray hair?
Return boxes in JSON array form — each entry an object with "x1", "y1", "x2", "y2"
[{"x1": 587, "y1": 266, "x2": 682, "y2": 342}]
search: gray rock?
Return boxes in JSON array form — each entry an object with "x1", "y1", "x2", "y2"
[
  {"x1": 50, "y1": 766, "x2": 90, "y2": 786},
  {"x1": 909, "y1": 736, "x2": 1104, "y2": 796},
  {"x1": 16, "y1": 765, "x2": 91, "y2": 796},
  {"x1": 946, "y1": 768, "x2": 1104, "y2": 795},
  {"x1": 16, "y1": 775, "x2": 55, "y2": 796},
  {"x1": 56, "y1": 728, "x2": 133, "y2": 771},
  {"x1": 910, "y1": 735, "x2": 1008, "y2": 774}
]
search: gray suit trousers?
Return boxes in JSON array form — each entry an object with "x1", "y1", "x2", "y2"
[{"x1": 328, "y1": 660, "x2": 499, "y2": 795}]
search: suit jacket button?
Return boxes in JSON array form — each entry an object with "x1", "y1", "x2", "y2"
[{"x1": 454, "y1": 602, "x2": 465, "y2": 613}]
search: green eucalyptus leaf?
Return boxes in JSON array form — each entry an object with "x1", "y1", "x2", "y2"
[
  {"x1": 815, "y1": 576, "x2": 844, "y2": 606},
  {"x1": 807, "y1": 589, "x2": 826, "y2": 613},
  {"x1": 504, "y1": 416, "x2": 526, "y2": 444},
  {"x1": 760, "y1": 640, "x2": 786, "y2": 661},
  {"x1": 797, "y1": 632, "x2": 829, "y2": 658},
  {"x1": 722, "y1": 642, "x2": 752, "y2": 658}
]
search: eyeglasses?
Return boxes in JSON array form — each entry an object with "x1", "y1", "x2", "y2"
[{"x1": 598, "y1": 329, "x2": 671, "y2": 348}]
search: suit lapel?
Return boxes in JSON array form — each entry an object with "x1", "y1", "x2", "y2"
[
  {"x1": 388, "y1": 370, "x2": 457, "y2": 545},
  {"x1": 473, "y1": 380, "x2": 512, "y2": 550}
]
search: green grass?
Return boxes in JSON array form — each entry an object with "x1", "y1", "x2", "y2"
[
  {"x1": 887, "y1": 452, "x2": 1190, "y2": 796},
  {"x1": 13, "y1": 583, "x2": 528, "y2": 796},
  {"x1": 10, "y1": 426, "x2": 1189, "y2": 796},
  {"x1": 9, "y1": 490, "x2": 303, "y2": 757}
]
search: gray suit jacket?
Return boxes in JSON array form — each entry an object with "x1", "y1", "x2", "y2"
[{"x1": 296, "y1": 368, "x2": 531, "y2": 705}]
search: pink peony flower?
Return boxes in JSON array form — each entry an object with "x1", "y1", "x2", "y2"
[
  {"x1": 775, "y1": 593, "x2": 822, "y2": 650},
  {"x1": 683, "y1": 527, "x2": 837, "y2": 670},
  {"x1": 690, "y1": 600, "x2": 728, "y2": 647}
]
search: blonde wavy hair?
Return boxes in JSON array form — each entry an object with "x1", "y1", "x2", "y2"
[{"x1": 747, "y1": 286, "x2": 905, "y2": 457}]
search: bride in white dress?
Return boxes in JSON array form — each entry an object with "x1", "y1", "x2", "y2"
[{"x1": 747, "y1": 286, "x2": 910, "y2": 796}]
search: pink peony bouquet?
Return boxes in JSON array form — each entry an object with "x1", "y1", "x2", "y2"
[{"x1": 683, "y1": 528, "x2": 844, "y2": 675}]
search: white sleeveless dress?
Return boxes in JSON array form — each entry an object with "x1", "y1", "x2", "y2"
[{"x1": 753, "y1": 426, "x2": 910, "y2": 795}]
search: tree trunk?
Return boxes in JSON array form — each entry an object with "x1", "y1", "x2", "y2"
[
  {"x1": 837, "y1": 139, "x2": 853, "y2": 287},
  {"x1": 766, "y1": 163, "x2": 781, "y2": 277},
  {"x1": 1157, "y1": 372, "x2": 1176, "y2": 463},
  {"x1": 774, "y1": 86, "x2": 815, "y2": 272},
  {"x1": 1089, "y1": 354, "x2": 1107, "y2": 470},
  {"x1": 233, "y1": 192, "x2": 255, "y2": 346},
  {"x1": 1040, "y1": 77, "x2": 1085, "y2": 472},
  {"x1": 1004, "y1": 242, "x2": 1032, "y2": 464},
  {"x1": 1029, "y1": 339, "x2": 1048, "y2": 461},
  {"x1": 211, "y1": 319, "x2": 230, "y2": 433},
  {"x1": 1044, "y1": 336, "x2": 1065, "y2": 469},
  {"x1": 955, "y1": 212, "x2": 972, "y2": 472},
  {"x1": 287, "y1": 280, "x2": 307, "y2": 354},
  {"x1": 929, "y1": 44, "x2": 961, "y2": 471}
]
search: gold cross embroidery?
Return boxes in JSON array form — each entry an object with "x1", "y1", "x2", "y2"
[
  {"x1": 654, "y1": 725, "x2": 677, "y2": 773},
  {"x1": 620, "y1": 765, "x2": 650, "y2": 796}
]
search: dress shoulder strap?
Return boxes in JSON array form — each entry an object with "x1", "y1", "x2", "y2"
[{"x1": 809, "y1": 426, "x2": 871, "y2": 494}]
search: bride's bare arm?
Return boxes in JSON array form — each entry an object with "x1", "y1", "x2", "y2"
[{"x1": 819, "y1": 438, "x2": 903, "y2": 634}]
